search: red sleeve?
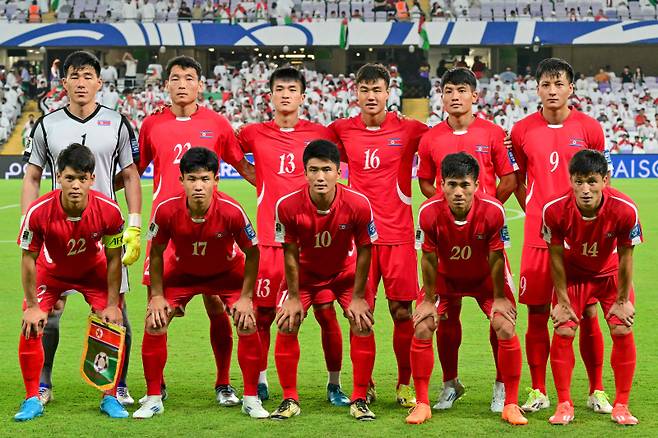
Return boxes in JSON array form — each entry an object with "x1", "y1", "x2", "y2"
[
  {"x1": 149, "y1": 203, "x2": 172, "y2": 246},
  {"x1": 103, "y1": 201, "x2": 125, "y2": 236},
  {"x1": 541, "y1": 203, "x2": 564, "y2": 246},
  {"x1": 227, "y1": 201, "x2": 258, "y2": 250},
  {"x1": 352, "y1": 198, "x2": 378, "y2": 247},
  {"x1": 18, "y1": 206, "x2": 44, "y2": 252},
  {"x1": 510, "y1": 123, "x2": 527, "y2": 175},
  {"x1": 138, "y1": 116, "x2": 154, "y2": 174},
  {"x1": 585, "y1": 116, "x2": 605, "y2": 152},
  {"x1": 274, "y1": 199, "x2": 298, "y2": 244},
  {"x1": 491, "y1": 125, "x2": 515, "y2": 177},
  {"x1": 487, "y1": 204, "x2": 506, "y2": 252},
  {"x1": 236, "y1": 124, "x2": 253, "y2": 154},
  {"x1": 328, "y1": 120, "x2": 348, "y2": 163},
  {"x1": 416, "y1": 202, "x2": 438, "y2": 252},
  {"x1": 416, "y1": 132, "x2": 436, "y2": 181},
  {"x1": 615, "y1": 202, "x2": 643, "y2": 247},
  {"x1": 320, "y1": 125, "x2": 339, "y2": 144},
  {"x1": 217, "y1": 116, "x2": 245, "y2": 167},
  {"x1": 406, "y1": 119, "x2": 428, "y2": 154}
]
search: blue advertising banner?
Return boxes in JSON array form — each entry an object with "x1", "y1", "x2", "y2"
[{"x1": 610, "y1": 154, "x2": 658, "y2": 179}]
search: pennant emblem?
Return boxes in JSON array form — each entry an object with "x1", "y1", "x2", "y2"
[{"x1": 80, "y1": 315, "x2": 126, "y2": 391}]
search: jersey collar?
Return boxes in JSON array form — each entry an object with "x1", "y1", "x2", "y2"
[{"x1": 64, "y1": 104, "x2": 102, "y2": 124}]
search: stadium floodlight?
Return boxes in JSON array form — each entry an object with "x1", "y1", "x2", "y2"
[{"x1": 409, "y1": 45, "x2": 415, "y2": 53}]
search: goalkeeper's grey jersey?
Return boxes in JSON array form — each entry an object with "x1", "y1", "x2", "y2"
[{"x1": 24, "y1": 105, "x2": 138, "y2": 200}]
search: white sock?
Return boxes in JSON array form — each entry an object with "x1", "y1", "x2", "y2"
[
  {"x1": 243, "y1": 395, "x2": 259, "y2": 404},
  {"x1": 328, "y1": 371, "x2": 341, "y2": 386},
  {"x1": 258, "y1": 370, "x2": 268, "y2": 385},
  {"x1": 146, "y1": 395, "x2": 162, "y2": 403}
]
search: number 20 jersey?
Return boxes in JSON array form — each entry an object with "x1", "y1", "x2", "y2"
[
  {"x1": 138, "y1": 106, "x2": 245, "y2": 212},
  {"x1": 510, "y1": 109, "x2": 607, "y2": 248}
]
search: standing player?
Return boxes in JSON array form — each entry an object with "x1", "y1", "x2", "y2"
[
  {"x1": 133, "y1": 148, "x2": 268, "y2": 419},
  {"x1": 542, "y1": 150, "x2": 640, "y2": 425},
  {"x1": 416, "y1": 67, "x2": 517, "y2": 412},
  {"x1": 510, "y1": 58, "x2": 612, "y2": 413},
  {"x1": 409, "y1": 152, "x2": 526, "y2": 426},
  {"x1": 270, "y1": 140, "x2": 378, "y2": 421},
  {"x1": 15, "y1": 144, "x2": 127, "y2": 421},
  {"x1": 236, "y1": 67, "x2": 348, "y2": 405},
  {"x1": 329, "y1": 64, "x2": 428, "y2": 407},
  {"x1": 138, "y1": 55, "x2": 255, "y2": 406},
  {"x1": 21, "y1": 51, "x2": 142, "y2": 406}
]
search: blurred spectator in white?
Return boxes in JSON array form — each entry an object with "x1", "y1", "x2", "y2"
[
  {"x1": 122, "y1": 0, "x2": 139, "y2": 20},
  {"x1": 142, "y1": 0, "x2": 156, "y2": 21},
  {"x1": 644, "y1": 134, "x2": 658, "y2": 153},
  {"x1": 101, "y1": 62, "x2": 118, "y2": 85},
  {"x1": 499, "y1": 67, "x2": 516, "y2": 83},
  {"x1": 633, "y1": 67, "x2": 644, "y2": 87},
  {"x1": 632, "y1": 136, "x2": 645, "y2": 154},
  {"x1": 275, "y1": 0, "x2": 294, "y2": 22},
  {"x1": 409, "y1": 0, "x2": 424, "y2": 20},
  {"x1": 388, "y1": 79, "x2": 402, "y2": 108},
  {"x1": 215, "y1": 3, "x2": 231, "y2": 22},
  {"x1": 123, "y1": 52, "x2": 138, "y2": 88},
  {"x1": 255, "y1": 0, "x2": 269, "y2": 20},
  {"x1": 100, "y1": 83, "x2": 120, "y2": 109},
  {"x1": 156, "y1": 0, "x2": 169, "y2": 15}
]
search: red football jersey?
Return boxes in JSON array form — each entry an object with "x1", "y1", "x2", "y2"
[
  {"x1": 148, "y1": 190, "x2": 258, "y2": 277},
  {"x1": 237, "y1": 119, "x2": 338, "y2": 247},
  {"x1": 511, "y1": 109, "x2": 606, "y2": 247},
  {"x1": 138, "y1": 106, "x2": 245, "y2": 212},
  {"x1": 416, "y1": 191, "x2": 510, "y2": 292},
  {"x1": 330, "y1": 113, "x2": 428, "y2": 245},
  {"x1": 542, "y1": 187, "x2": 642, "y2": 281},
  {"x1": 274, "y1": 183, "x2": 378, "y2": 280},
  {"x1": 19, "y1": 189, "x2": 124, "y2": 281},
  {"x1": 417, "y1": 117, "x2": 517, "y2": 196}
]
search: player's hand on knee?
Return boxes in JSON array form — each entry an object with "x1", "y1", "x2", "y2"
[
  {"x1": 346, "y1": 297, "x2": 374, "y2": 333},
  {"x1": 275, "y1": 297, "x2": 304, "y2": 333},
  {"x1": 148, "y1": 296, "x2": 172, "y2": 329},
  {"x1": 551, "y1": 301, "x2": 578, "y2": 328},
  {"x1": 607, "y1": 300, "x2": 635, "y2": 327},
  {"x1": 412, "y1": 300, "x2": 438, "y2": 328},
  {"x1": 22, "y1": 306, "x2": 48, "y2": 339},
  {"x1": 491, "y1": 297, "x2": 517, "y2": 325},
  {"x1": 100, "y1": 305, "x2": 123, "y2": 326},
  {"x1": 231, "y1": 296, "x2": 256, "y2": 331}
]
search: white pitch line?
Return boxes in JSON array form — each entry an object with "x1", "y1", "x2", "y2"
[
  {"x1": 0, "y1": 203, "x2": 19, "y2": 210},
  {"x1": 505, "y1": 207, "x2": 526, "y2": 221}
]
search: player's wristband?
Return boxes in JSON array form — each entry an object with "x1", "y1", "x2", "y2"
[
  {"x1": 103, "y1": 232, "x2": 124, "y2": 248},
  {"x1": 128, "y1": 213, "x2": 141, "y2": 228}
]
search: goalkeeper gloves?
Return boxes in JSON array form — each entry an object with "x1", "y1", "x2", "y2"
[{"x1": 122, "y1": 214, "x2": 142, "y2": 266}]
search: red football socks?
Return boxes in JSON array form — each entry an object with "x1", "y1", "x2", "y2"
[
  {"x1": 275, "y1": 332, "x2": 300, "y2": 400},
  {"x1": 437, "y1": 310, "x2": 462, "y2": 382},
  {"x1": 393, "y1": 318, "x2": 413, "y2": 386},
  {"x1": 142, "y1": 332, "x2": 167, "y2": 396},
  {"x1": 410, "y1": 337, "x2": 434, "y2": 405},
  {"x1": 490, "y1": 326, "x2": 502, "y2": 382},
  {"x1": 237, "y1": 332, "x2": 261, "y2": 397},
  {"x1": 550, "y1": 333, "x2": 575, "y2": 404},
  {"x1": 498, "y1": 335, "x2": 522, "y2": 405},
  {"x1": 611, "y1": 332, "x2": 636, "y2": 405},
  {"x1": 19, "y1": 335, "x2": 44, "y2": 399},
  {"x1": 210, "y1": 311, "x2": 233, "y2": 387},
  {"x1": 525, "y1": 312, "x2": 550, "y2": 394},
  {"x1": 314, "y1": 306, "x2": 343, "y2": 373},
  {"x1": 256, "y1": 307, "x2": 276, "y2": 373},
  {"x1": 579, "y1": 314, "x2": 605, "y2": 394},
  {"x1": 350, "y1": 333, "x2": 376, "y2": 401}
]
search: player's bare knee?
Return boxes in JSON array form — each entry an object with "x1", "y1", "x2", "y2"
[
  {"x1": 609, "y1": 324, "x2": 632, "y2": 336},
  {"x1": 388, "y1": 300, "x2": 412, "y2": 321},
  {"x1": 145, "y1": 324, "x2": 167, "y2": 336},
  {"x1": 583, "y1": 303, "x2": 598, "y2": 319},
  {"x1": 203, "y1": 295, "x2": 225, "y2": 316},
  {"x1": 491, "y1": 316, "x2": 514, "y2": 340},
  {"x1": 349, "y1": 324, "x2": 372, "y2": 337},
  {"x1": 555, "y1": 325, "x2": 577, "y2": 337},
  {"x1": 237, "y1": 326, "x2": 257, "y2": 336},
  {"x1": 414, "y1": 318, "x2": 436, "y2": 339}
]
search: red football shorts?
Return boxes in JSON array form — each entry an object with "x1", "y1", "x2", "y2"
[
  {"x1": 162, "y1": 261, "x2": 245, "y2": 315},
  {"x1": 253, "y1": 245, "x2": 284, "y2": 309},
  {"x1": 276, "y1": 269, "x2": 375, "y2": 313},
  {"x1": 368, "y1": 243, "x2": 419, "y2": 302},
  {"x1": 25, "y1": 266, "x2": 123, "y2": 313},
  {"x1": 553, "y1": 276, "x2": 635, "y2": 329},
  {"x1": 518, "y1": 245, "x2": 553, "y2": 306}
]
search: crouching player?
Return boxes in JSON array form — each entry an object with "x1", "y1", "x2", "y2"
[
  {"x1": 16, "y1": 143, "x2": 128, "y2": 421},
  {"x1": 134, "y1": 148, "x2": 268, "y2": 419},
  {"x1": 543, "y1": 150, "x2": 641, "y2": 426},
  {"x1": 270, "y1": 140, "x2": 379, "y2": 421},
  {"x1": 409, "y1": 152, "x2": 526, "y2": 426}
]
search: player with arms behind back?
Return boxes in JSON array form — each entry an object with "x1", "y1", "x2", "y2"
[
  {"x1": 15, "y1": 144, "x2": 127, "y2": 421},
  {"x1": 330, "y1": 64, "x2": 428, "y2": 407},
  {"x1": 543, "y1": 150, "x2": 640, "y2": 426},
  {"x1": 134, "y1": 147, "x2": 268, "y2": 419},
  {"x1": 417, "y1": 67, "x2": 517, "y2": 412},
  {"x1": 138, "y1": 56, "x2": 255, "y2": 406},
  {"x1": 236, "y1": 67, "x2": 348, "y2": 405},
  {"x1": 270, "y1": 140, "x2": 378, "y2": 421},
  {"x1": 410, "y1": 152, "x2": 526, "y2": 426},
  {"x1": 510, "y1": 58, "x2": 612, "y2": 413}
]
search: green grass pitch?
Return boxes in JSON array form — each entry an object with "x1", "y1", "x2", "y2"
[{"x1": 0, "y1": 178, "x2": 655, "y2": 437}]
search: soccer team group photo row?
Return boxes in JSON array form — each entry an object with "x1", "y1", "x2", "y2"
[{"x1": 14, "y1": 51, "x2": 642, "y2": 428}]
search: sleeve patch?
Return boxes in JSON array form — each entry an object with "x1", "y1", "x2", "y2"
[
  {"x1": 367, "y1": 220, "x2": 378, "y2": 241},
  {"x1": 542, "y1": 223, "x2": 552, "y2": 243},
  {"x1": 24, "y1": 136, "x2": 33, "y2": 155},
  {"x1": 244, "y1": 223, "x2": 257, "y2": 241},
  {"x1": 102, "y1": 232, "x2": 124, "y2": 248},
  {"x1": 130, "y1": 137, "x2": 139, "y2": 159},
  {"x1": 146, "y1": 222, "x2": 159, "y2": 240},
  {"x1": 500, "y1": 224, "x2": 512, "y2": 248},
  {"x1": 629, "y1": 223, "x2": 642, "y2": 245},
  {"x1": 414, "y1": 227, "x2": 424, "y2": 250},
  {"x1": 274, "y1": 221, "x2": 285, "y2": 243},
  {"x1": 20, "y1": 229, "x2": 33, "y2": 248},
  {"x1": 507, "y1": 148, "x2": 519, "y2": 171}
]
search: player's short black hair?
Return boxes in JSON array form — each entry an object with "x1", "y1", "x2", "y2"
[
  {"x1": 303, "y1": 140, "x2": 341, "y2": 169},
  {"x1": 441, "y1": 152, "x2": 480, "y2": 181},
  {"x1": 569, "y1": 149, "x2": 608, "y2": 178},
  {"x1": 63, "y1": 51, "x2": 101, "y2": 77},
  {"x1": 166, "y1": 55, "x2": 202, "y2": 79},
  {"x1": 356, "y1": 63, "x2": 390, "y2": 88},
  {"x1": 57, "y1": 143, "x2": 96, "y2": 174},
  {"x1": 535, "y1": 57, "x2": 574, "y2": 84},
  {"x1": 441, "y1": 67, "x2": 477, "y2": 91},
  {"x1": 180, "y1": 147, "x2": 219, "y2": 175},
  {"x1": 269, "y1": 66, "x2": 306, "y2": 93}
]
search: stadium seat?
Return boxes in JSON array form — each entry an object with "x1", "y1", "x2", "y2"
[{"x1": 469, "y1": 6, "x2": 481, "y2": 20}]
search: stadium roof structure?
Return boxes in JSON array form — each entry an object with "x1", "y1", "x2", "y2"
[{"x1": 1, "y1": 21, "x2": 658, "y2": 48}]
